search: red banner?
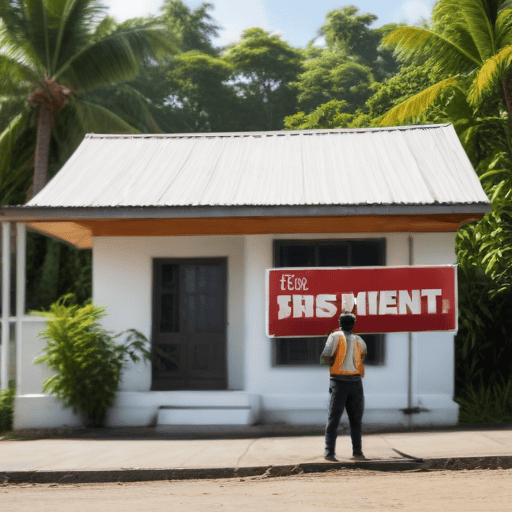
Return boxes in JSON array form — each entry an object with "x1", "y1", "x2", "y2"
[{"x1": 266, "y1": 266, "x2": 457, "y2": 336}]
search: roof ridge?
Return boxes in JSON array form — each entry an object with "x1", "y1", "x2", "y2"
[{"x1": 84, "y1": 124, "x2": 453, "y2": 140}]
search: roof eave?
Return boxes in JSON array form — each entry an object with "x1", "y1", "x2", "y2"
[{"x1": 0, "y1": 203, "x2": 492, "y2": 222}]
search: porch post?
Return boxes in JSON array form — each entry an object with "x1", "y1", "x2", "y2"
[
  {"x1": 1, "y1": 222, "x2": 11, "y2": 390},
  {"x1": 16, "y1": 223, "x2": 26, "y2": 394}
]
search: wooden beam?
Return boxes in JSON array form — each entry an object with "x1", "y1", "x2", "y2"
[
  {"x1": 80, "y1": 214, "x2": 475, "y2": 237},
  {"x1": 28, "y1": 213, "x2": 482, "y2": 249}
]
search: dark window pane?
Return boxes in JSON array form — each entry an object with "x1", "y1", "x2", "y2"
[
  {"x1": 185, "y1": 266, "x2": 196, "y2": 293},
  {"x1": 276, "y1": 337, "x2": 325, "y2": 365},
  {"x1": 318, "y1": 244, "x2": 349, "y2": 267},
  {"x1": 274, "y1": 239, "x2": 386, "y2": 366},
  {"x1": 350, "y1": 241, "x2": 383, "y2": 266},
  {"x1": 275, "y1": 335, "x2": 384, "y2": 366},
  {"x1": 183, "y1": 265, "x2": 224, "y2": 333},
  {"x1": 363, "y1": 334, "x2": 385, "y2": 364},
  {"x1": 289, "y1": 339, "x2": 309, "y2": 362},
  {"x1": 279, "y1": 245, "x2": 315, "y2": 267},
  {"x1": 161, "y1": 264, "x2": 177, "y2": 288},
  {"x1": 153, "y1": 344, "x2": 181, "y2": 374},
  {"x1": 206, "y1": 294, "x2": 223, "y2": 330},
  {"x1": 192, "y1": 343, "x2": 210, "y2": 371},
  {"x1": 160, "y1": 293, "x2": 178, "y2": 332}
]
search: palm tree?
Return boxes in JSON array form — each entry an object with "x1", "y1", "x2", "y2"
[
  {"x1": 0, "y1": 0, "x2": 173, "y2": 200},
  {"x1": 378, "y1": 0, "x2": 512, "y2": 126}
]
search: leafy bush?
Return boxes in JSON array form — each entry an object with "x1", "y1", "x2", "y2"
[
  {"x1": 34, "y1": 296, "x2": 150, "y2": 427},
  {"x1": 455, "y1": 378, "x2": 512, "y2": 424},
  {"x1": 0, "y1": 387, "x2": 15, "y2": 432},
  {"x1": 455, "y1": 179, "x2": 512, "y2": 396}
]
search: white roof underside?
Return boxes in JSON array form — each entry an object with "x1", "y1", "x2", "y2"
[{"x1": 27, "y1": 124, "x2": 489, "y2": 208}]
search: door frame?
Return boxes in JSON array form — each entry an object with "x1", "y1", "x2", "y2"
[{"x1": 151, "y1": 257, "x2": 228, "y2": 391}]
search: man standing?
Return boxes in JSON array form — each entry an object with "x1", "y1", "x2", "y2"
[{"x1": 321, "y1": 312, "x2": 367, "y2": 462}]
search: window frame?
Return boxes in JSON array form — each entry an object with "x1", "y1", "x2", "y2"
[{"x1": 272, "y1": 238, "x2": 386, "y2": 367}]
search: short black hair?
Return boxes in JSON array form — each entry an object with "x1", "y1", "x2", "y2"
[{"x1": 339, "y1": 313, "x2": 356, "y2": 331}]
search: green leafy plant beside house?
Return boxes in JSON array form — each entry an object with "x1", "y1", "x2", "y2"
[
  {"x1": 0, "y1": 386, "x2": 15, "y2": 432},
  {"x1": 34, "y1": 295, "x2": 151, "y2": 428}
]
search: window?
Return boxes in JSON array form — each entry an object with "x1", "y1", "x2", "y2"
[{"x1": 273, "y1": 239, "x2": 386, "y2": 366}]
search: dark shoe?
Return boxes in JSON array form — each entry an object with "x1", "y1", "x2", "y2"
[
  {"x1": 350, "y1": 454, "x2": 366, "y2": 461},
  {"x1": 325, "y1": 454, "x2": 338, "y2": 462}
]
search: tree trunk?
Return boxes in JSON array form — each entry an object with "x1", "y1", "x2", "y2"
[
  {"x1": 31, "y1": 105, "x2": 54, "y2": 199},
  {"x1": 501, "y1": 79, "x2": 512, "y2": 149}
]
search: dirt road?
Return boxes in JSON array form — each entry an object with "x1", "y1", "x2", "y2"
[{"x1": 1, "y1": 469, "x2": 511, "y2": 511}]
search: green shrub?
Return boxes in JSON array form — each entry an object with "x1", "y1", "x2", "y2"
[
  {"x1": 455, "y1": 378, "x2": 512, "y2": 424},
  {"x1": 34, "y1": 295, "x2": 150, "y2": 427},
  {"x1": 0, "y1": 387, "x2": 15, "y2": 432}
]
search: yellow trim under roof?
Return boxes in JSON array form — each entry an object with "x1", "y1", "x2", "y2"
[{"x1": 28, "y1": 222, "x2": 93, "y2": 249}]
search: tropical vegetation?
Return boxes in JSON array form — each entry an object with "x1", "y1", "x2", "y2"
[
  {"x1": 0, "y1": 386, "x2": 15, "y2": 432},
  {"x1": 378, "y1": 0, "x2": 512, "y2": 422},
  {"x1": 1, "y1": 0, "x2": 512, "y2": 423},
  {"x1": 34, "y1": 296, "x2": 151, "y2": 427},
  {"x1": 0, "y1": 0, "x2": 174, "y2": 203}
]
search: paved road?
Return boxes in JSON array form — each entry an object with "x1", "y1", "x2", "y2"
[{"x1": 1, "y1": 469, "x2": 512, "y2": 512}]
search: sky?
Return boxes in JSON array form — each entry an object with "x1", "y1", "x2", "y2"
[{"x1": 102, "y1": 0, "x2": 437, "y2": 47}]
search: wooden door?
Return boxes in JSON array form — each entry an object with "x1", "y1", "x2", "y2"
[{"x1": 151, "y1": 258, "x2": 227, "y2": 390}]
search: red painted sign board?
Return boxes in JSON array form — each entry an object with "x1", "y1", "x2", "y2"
[{"x1": 266, "y1": 266, "x2": 457, "y2": 337}]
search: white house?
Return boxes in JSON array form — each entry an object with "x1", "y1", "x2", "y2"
[{"x1": 0, "y1": 124, "x2": 490, "y2": 429}]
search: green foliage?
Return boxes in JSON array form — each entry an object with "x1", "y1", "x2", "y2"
[
  {"x1": 287, "y1": 6, "x2": 402, "y2": 129},
  {"x1": 224, "y1": 28, "x2": 303, "y2": 130},
  {"x1": 318, "y1": 6, "x2": 399, "y2": 81},
  {"x1": 169, "y1": 50, "x2": 240, "y2": 132},
  {"x1": 455, "y1": 378, "x2": 512, "y2": 423},
  {"x1": 0, "y1": 386, "x2": 15, "y2": 432},
  {"x1": 0, "y1": 0, "x2": 175, "y2": 201},
  {"x1": 26, "y1": 233, "x2": 92, "y2": 311},
  {"x1": 366, "y1": 64, "x2": 442, "y2": 119},
  {"x1": 34, "y1": 296, "x2": 151, "y2": 427},
  {"x1": 294, "y1": 48, "x2": 375, "y2": 114},
  {"x1": 284, "y1": 100, "x2": 355, "y2": 130},
  {"x1": 380, "y1": 0, "x2": 512, "y2": 126},
  {"x1": 160, "y1": 0, "x2": 220, "y2": 55}
]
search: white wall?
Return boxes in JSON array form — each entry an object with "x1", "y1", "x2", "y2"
[
  {"x1": 242, "y1": 232, "x2": 458, "y2": 426},
  {"x1": 88, "y1": 231, "x2": 458, "y2": 427},
  {"x1": 15, "y1": 231, "x2": 459, "y2": 429},
  {"x1": 14, "y1": 317, "x2": 85, "y2": 429},
  {"x1": 92, "y1": 236, "x2": 245, "y2": 391}
]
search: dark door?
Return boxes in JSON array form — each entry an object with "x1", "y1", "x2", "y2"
[{"x1": 151, "y1": 258, "x2": 227, "y2": 390}]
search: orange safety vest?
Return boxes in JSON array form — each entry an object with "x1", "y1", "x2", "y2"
[{"x1": 330, "y1": 333, "x2": 365, "y2": 378}]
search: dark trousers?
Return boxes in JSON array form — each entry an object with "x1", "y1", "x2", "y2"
[{"x1": 324, "y1": 377, "x2": 364, "y2": 456}]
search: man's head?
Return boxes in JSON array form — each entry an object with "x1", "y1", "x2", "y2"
[{"x1": 339, "y1": 313, "x2": 356, "y2": 332}]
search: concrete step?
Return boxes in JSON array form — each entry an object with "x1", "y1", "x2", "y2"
[
  {"x1": 154, "y1": 392, "x2": 259, "y2": 428},
  {"x1": 157, "y1": 405, "x2": 253, "y2": 427}
]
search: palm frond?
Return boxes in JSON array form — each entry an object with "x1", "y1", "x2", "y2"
[
  {"x1": 0, "y1": 96, "x2": 31, "y2": 130},
  {"x1": 0, "y1": 112, "x2": 28, "y2": 171},
  {"x1": 378, "y1": 77, "x2": 459, "y2": 126},
  {"x1": 448, "y1": 0, "x2": 498, "y2": 60},
  {"x1": 467, "y1": 45, "x2": 512, "y2": 106},
  {"x1": 495, "y1": 8, "x2": 512, "y2": 48},
  {"x1": 95, "y1": 83, "x2": 162, "y2": 133},
  {"x1": 0, "y1": 54, "x2": 41, "y2": 91},
  {"x1": 55, "y1": 25, "x2": 176, "y2": 90},
  {"x1": 53, "y1": 98, "x2": 139, "y2": 163},
  {"x1": 383, "y1": 26, "x2": 481, "y2": 77},
  {"x1": 0, "y1": 18, "x2": 43, "y2": 72},
  {"x1": 49, "y1": 0, "x2": 106, "y2": 74},
  {"x1": 72, "y1": 98, "x2": 140, "y2": 133},
  {"x1": 0, "y1": 112, "x2": 34, "y2": 201}
]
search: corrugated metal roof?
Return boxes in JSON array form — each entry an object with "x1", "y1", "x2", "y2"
[{"x1": 27, "y1": 124, "x2": 490, "y2": 209}]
